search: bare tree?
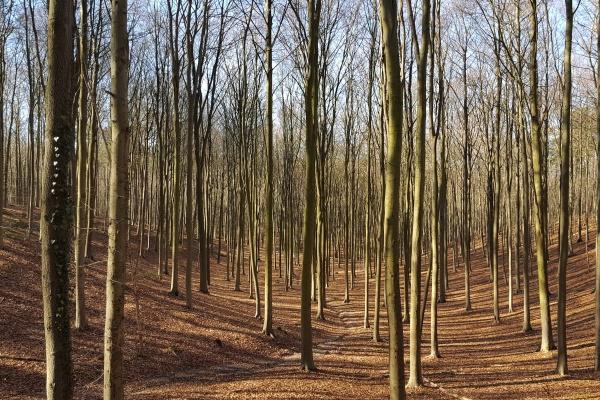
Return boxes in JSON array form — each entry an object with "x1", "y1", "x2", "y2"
[
  {"x1": 300, "y1": 0, "x2": 321, "y2": 372},
  {"x1": 406, "y1": 0, "x2": 431, "y2": 387},
  {"x1": 103, "y1": 0, "x2": 129, "y2": 397},
  {"x1": 379, "y1": 0, "x2": 407, "y2": 397},
  {"x1": 529, "y1": 0, "x2": 554, "y2": 353},
  {"x1": 74, "y1": 0, "x2": 90, "y2": 331},
  {"x1": 556, "y1": 0, "x2": 573, "y2": 376},
  {"x1": 40, "y1": 0, "x2": 74, "y2": 398}
]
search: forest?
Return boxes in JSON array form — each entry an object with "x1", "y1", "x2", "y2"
[{"x1": 0, "y1": 0, "x2": 599, "y2": 399}]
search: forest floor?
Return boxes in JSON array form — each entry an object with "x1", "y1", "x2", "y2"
[{"x1": 1, "y1": 205, "x2": 600, "y2": 399}]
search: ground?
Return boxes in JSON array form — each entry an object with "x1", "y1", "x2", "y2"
[{"x1": 1, "y1": 205, "x2": 599, "y2": 399}]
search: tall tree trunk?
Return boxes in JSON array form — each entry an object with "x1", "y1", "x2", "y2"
[
  {"x1": 491, "y1": 22, "x2": 502, "y2": 324},
  {"x1": 74, "y1": 0, "x2": 89, "y2": 330},
  {"x1": 595, "y1": 0, "x2": 600, "y2": 371},
  {"x1": 461, "y1": 31, "x2": 472, "y2": 312},
  {"x1": 0, "y1": 3, "x2": 10, "y2": 249},
  {"x1": 529, "y1": 0, "x2": 554, "y2": 352},
  {"x1": 379, "y1": 0, "x2": 406, "y2": 397},
  {"x1": 343, "y1": 91, "x2": 351, "y2": 304},
  {"x1": 373, "y1": 91, "x2": 385, "y2": 342},
  {"x1": 519, "y1": 84, "x2": 532, "y2": 332},
  {"x1": 506, "y1": 102, "x2": 514, "y2": 313},
  {"x1": 364, "y1": 15, "x2": 376, "y2": 329},
  {"x1": 41, "y1": 1, "x2": 74, "y2": 397},
  {"x1": 25, "y1": 2, "x2": 35, "y2": 238},
  {"x1": 557, "y1": 0, "x2": 573, "y2": 376},
  {"x1": 406, "y1": 0, "x2": 430, "y2": 388},
  {"x1": 84, "y1": 16, "x2": 102, "y2": 261},
  {"x1": 428, "y1": 0, "x2": 441, "y2": 357},
  {"x1": 184, "y1": 0, "x2": 195, "y2": 308},
  {"x1": 168, "y1": 1, "x2": 182, "y2": 296},
  {"x1": 103, "y1": 0, "x2": 129, "y2": 397},
  {"x1": 263, "y1": 0, "x2": 274, "y2": 336},
  {"x1": 196, "y1": 134, "x2": 209, "y2": 294},
  {"x1": 300, "y1": 0, "x2": 321, "y2": 372}
]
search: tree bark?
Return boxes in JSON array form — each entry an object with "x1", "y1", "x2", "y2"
[
  {"x1": 595, "y1": 0, "x2": 600, "y2": 372},
  {"x1": 168, "y1": 0, "x2": 182, "y2": 297},
  {"x1": 406, "y1": 0, "x2": 430, "y2": 386},
  {"x1": 300, "y1": 0, "x2": 321, "y2": 372},
  {"x1": 379, "y1": 0, "x2": 406, "y2": 397},
  {"x1": 529, "y1": 0, "x2": 554, "y2": 352},
  {"x1": 74, "y1": 0, "x2": 89, "y2": 330},
  {"x1": 263, "y1": 0, "x2": 274, "y2": 336},
  {"x1": 103, "y1": 0, "x2": 129, "y2": 397},
  {"x1": 41, "y1": 1, "x2": 74, "y2": 397},
  {"x1": 557, "y1": 0, "x2": 573, "y2": 376}
]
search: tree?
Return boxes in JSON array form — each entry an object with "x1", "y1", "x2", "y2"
[
  {"x1": 364, "y1": 0, "x2": 377, "y2": 330},
  {"x1": 513, "y1": 0, "x2": 532, "y2": 333},
  {"x1": 103, "y1": 0, "x2": 129, "y2": 397},
  {"x1": 74, "y1": 0, "x2": 90, "y2": 330},
  {"x1": 406, "y1": 0, "x2": 431, "y2": 387},
  {"x1": 519, "y1": 79, "x2": 532, "y2": 333},
  {"x1": 556, "y1": 0, "x2": 573, "y2": 376},
  {"x1": 0, "y1": 1, "x2": 16, "y2": 248},
  {"x1": 0, "y1": 0, "x2": 12, "y2": 250},
  {"x1": 528, "y1": 0, "x2": 554, "y2": 353},
  {"x1": 184, "y1": 0, "x2": 194, "y2": 308},
  {"x1": 429, "y1": 0, "x2": 442, "y2": 358},
  {"x1": 167, "y1": 0, "x2": 182, "y2": 297},
  {"x1": 343, "y1": 73, "x2": 353, "y2": 305},
  {"x1": 23, "y1": 0, "x2": 34, "y2": 238},
  {"x1": 195, "y1": 0, "x2": 225, "y2": 295},
  {"x1": 373, "y1": 49, "x2": 385, "y2": 343},
  {"x1": 379, "y1": 0, "x2": 406, "y2": 397},
  {"x1": 300, "y1": 0, "x2": 321, "y2": 372},
  {"x1": 596, "y1": 0, "x2": 600, "y2": 372},
  {"x1": 458, "y1": 11, "x2": 472, "y2": 312},
  {"x1": 594, "y1": 0, "x2": 600, "y2": 371},
  {"x1": 491, "y1": 13, "x2": 502, "y2": 325},
  {"x1": 84, "y1": 0, "x2": 104, "y2": 261},
  {"x1": 263, "y1": 0, "x2": 274, "y2": 336},
  {"x1": 505, "y1": 87, "x2": 515, "y2": 314},
  {"x1": 236, "y1": 3, "x2": 260, "y2": 316},
  {"x1": 41, "y1": 0, "x2": 74, "y2": 397}
]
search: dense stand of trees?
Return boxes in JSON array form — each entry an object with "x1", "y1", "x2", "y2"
[{"x1": 0, "y1": 0, "x2": 599, "y2": 398}]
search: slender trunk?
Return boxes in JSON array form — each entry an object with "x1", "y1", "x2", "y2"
[
  {"x1": 74, "y1": 0, "x2": 89, "y2": 330},
  {"x1": 557, "y1": 0, "x2": 573, "y2": 376},
  {"x1": 519, "y1": 85, "x2": 532, "y2": 332},
  {"x1": 300, "y1": 0, "x2": 321, "y2": 372},
  {"x1": 491, "y1": 24, "x2": 502, "y2": 324},
  {"x1": 429, "y1": 0, "x2": 440, "y2": 356},
  {"x1": 168, "y1": 1, "x2": 182, "y2": 297},
  {"x1": 25, "y1": 3, "x2": 35, "y2": 237},
  {"x1": 103, "y1": 1, "x2": 129, "y2": 397},
  {"x1": 263, "y1": 0, "x2": 274, "y2": 335},
  {"x1": 373, "y1": 58, "x2": 386, "y2": 342},
  {"x1": 406, "y1": 0, "x2": 430, "y2": 387},
  {"x1": 461, "y1": 32, "x2": 472, "y2": 312},
  {"x1": 529, "y1": 0, "x2": 554, "y2": 352},
  {"x1": 184, "y1": 1, "x2": 194, "y2": 308},
  {"x1": 364, "y1": 19, "x2": 376, "y2": 329},
  {"x1": 595, "y1": 0, "x2": 600, "y2": 372},
  {"x1": 0, "y1": 10, "x2": 9, "y2": 248}
]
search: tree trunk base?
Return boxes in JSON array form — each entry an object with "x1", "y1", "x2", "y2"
[{"x1": 406, "y1": 378, "x2": 423, "y2": 389}]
